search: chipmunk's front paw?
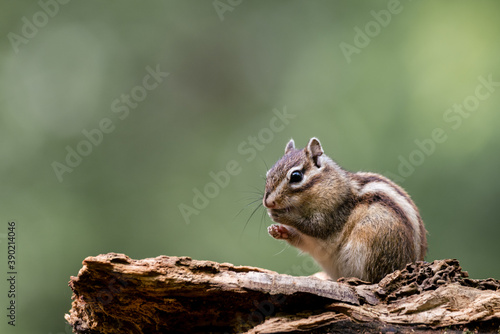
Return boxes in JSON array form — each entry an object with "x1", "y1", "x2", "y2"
[{"x1": 268, "y1": 224, "x2": 290, "y2": 240}]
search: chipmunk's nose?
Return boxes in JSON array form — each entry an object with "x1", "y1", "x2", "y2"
[{"x1": 263, "y1": 192, "x2": 276, "y2": 209}]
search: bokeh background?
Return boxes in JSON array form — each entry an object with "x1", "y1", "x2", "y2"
[{"x1": 1, "y1": 1, "x2": 500, "y2": 333}]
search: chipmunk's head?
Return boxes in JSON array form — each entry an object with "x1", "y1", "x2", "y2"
[{"x1": 263, "y1": 138, "x2": 346, "y2": 231}]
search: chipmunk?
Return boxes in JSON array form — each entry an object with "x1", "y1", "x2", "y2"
[{"x1": 263, "y1": 138, "x2": 427, "y2": 283}]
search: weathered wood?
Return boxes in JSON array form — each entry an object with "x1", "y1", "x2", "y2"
[{"x1": 65, "y1": 253, "x2": 500, "y2": 333}]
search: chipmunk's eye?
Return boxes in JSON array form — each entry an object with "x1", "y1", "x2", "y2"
[{"x1": 289, "y1": 170, "x2": 303, "y2": 183}]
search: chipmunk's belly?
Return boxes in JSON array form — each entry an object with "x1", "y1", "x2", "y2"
[
  {"x1": 314, "y1": 256, "x2": 340, "y2": 281},
  {"x1": 295, "y1": 233, "x2": 340, "y2": 280}
]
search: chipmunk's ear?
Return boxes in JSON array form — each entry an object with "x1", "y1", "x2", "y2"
[
  {"x1": 306, "y1": 137, "x2": 324, "y2": 167},
  {"x1": 284, "y1": 139, "x2": 295, "y2": 154}
]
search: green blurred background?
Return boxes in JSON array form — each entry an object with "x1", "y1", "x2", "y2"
[{"x1": 1, "y1": 1, "x2": 500, "y2": 332}]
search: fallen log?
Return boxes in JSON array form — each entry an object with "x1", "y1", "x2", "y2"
[{"x1": 65, "y1": 253, "x2": 500, "y2": 333}]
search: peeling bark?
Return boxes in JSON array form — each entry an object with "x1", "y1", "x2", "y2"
[{"x1": 66, "y1": 254, "x2": 500, "y2": 333}]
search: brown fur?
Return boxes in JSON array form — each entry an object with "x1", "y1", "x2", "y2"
[{"x1": 264, "y1": 138, "x2": 427, "y2": 282}]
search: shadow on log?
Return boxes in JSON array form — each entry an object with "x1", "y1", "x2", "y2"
[{"x1": 65, "y1": 253, "x2": 500, "y2": 333}]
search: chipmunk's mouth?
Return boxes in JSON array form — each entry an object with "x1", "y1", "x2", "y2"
[{"x1": 266, "y1": 207, "x2": 291, "y2": 223}]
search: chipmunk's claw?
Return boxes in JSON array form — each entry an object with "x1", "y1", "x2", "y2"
[{"x1": 268, "y1": 224, "x2": 290, "y2": 240}]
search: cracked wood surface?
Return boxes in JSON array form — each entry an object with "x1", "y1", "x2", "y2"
[{"x1": 65, "y1": 253, "x2": 500, "y2": 333}]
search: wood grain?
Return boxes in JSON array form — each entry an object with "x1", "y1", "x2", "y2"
[{"x1": 65, "y1": 254, "x2": 500, "y2": 333}]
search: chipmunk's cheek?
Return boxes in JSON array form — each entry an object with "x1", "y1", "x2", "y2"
[{"x1": 287, "y1": 196, "x2": 302, "y2": 209}]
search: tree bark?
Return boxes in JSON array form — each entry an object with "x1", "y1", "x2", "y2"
[{"x1": 65, "y1": 253, "x2": 500, "y2": 333}]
